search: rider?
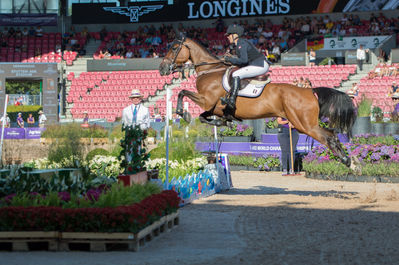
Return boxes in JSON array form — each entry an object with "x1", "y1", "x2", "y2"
[{"x1": 221, "y1": 24, "x2": 270, "y2": 110}]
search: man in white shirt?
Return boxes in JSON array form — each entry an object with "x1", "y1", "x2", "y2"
[
  {"x1": 0, "y1": 113, "x2": 10, "y2": 128},
  {"x1": 38, "y1": 110, "x2": 47, "y2": 128},
  {"x1": 122, "y1": 89, "x2": 150, "y2": 131},
  {"x1": 356, "y1": 44, "x2": 367, "y2": 71}
]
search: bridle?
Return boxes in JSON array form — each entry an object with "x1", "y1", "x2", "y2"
[
  {"x1": 166, "y1": 36, "x2": 226, "y2": 74},
  {"x1": 168, "y1": 36, "x2": 188, "y2": 73}
]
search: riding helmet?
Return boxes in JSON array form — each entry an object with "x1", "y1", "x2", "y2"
[{"x1": 225, "y1": 24, "x2": 244, "y2": 37}]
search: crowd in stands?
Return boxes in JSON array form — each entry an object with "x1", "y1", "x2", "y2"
[
  {"x1": 368, "y1": 63, "x2": 399, "y2": 79},
  {"x1": 292, "y1": 77, "x2": 313, "y2": 88},
  {"x1": 1, "y1": 11, "x2": 399, "y2": 64}
]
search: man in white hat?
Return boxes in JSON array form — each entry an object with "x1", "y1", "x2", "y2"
[
  {"x1": 38, "y1": 110, "x2": 47, "y2": 128},
  {"x1": 122, "y1": 89, "x2": 150, "y2": 130}
]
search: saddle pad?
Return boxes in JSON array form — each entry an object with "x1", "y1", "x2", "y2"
[{"x1": 222, "y1": 71, "x2": 271, "y2": 98}]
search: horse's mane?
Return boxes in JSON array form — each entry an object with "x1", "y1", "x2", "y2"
[{"x1": 186, "y1": 37, "x2": 221, "y2": 61}]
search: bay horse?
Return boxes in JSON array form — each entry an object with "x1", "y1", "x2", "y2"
[{"x1": 159, "y1": 36, "x2": 358, "y2": 169}]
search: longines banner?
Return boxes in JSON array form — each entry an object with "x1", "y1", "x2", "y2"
[
  {"x1": 320, "y1": 36, "x2": 390, "y2": 50},
  {"x1": 72, "y1": 0, "x2": 399, "y2": 24}
]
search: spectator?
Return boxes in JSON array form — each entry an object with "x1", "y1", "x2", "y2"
[
  {"x1": 347, "y1": 82, "x2": 359, "y2": 98},
  {"x1": 125, "y1": 49, "x2": 133, "y2": 58},
  {"x1": 308, "y1": 48, "x2": 316, "y2": 66},
  {"x1": 17, "y1": 113, "x2": 24, "y2": 128},
  {"x1": 271, "y1": 44, "x2": 281, "y2": 61},
  {"x1": 28, "y1": 26, "x2": 35, "y2": 37},
  {"x1": 298, "y1": 77, "x2": 305, "y2": 87},
  {"x1": 81, "y1": 111, "x2": 89, "y2": 128},
  {"x1": 304, "y1": 78, "x2": 312, "y2": 88},
  {"x1": 122, "y1": 89, "x2": 150, "y2": 130},
  {"x1": 277, "y1": 117, "x2": 299, "y2": 175},
  {"x1": 38, "y1": 110, "x2": 47, "y2": 128},
  {"x1": 35, "y1": 26, "x2": 43, "y2": 37},
  {"x1": 27, "y1": 113, "x2": 35, "y2": 127},
  {"x1": 390, "y1": 81, "x2": 399, "y2": 98},
  {"x1": 292, "y1": 78, "x2": 298, "y2": 86},
  {"x1": 213, "y1": 17, "x2": 225, "y2": 33},
  {"x1": 356, "y1": 44, "x2": 367, "y2": 71},
  {"x1": 0, "y1": 113, "x2": 10, "y2": 128},
  {"x1": 100, "y1": 26, "x2": 107, "y2": 41}
]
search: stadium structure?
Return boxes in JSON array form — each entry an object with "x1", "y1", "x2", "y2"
[{"x1": 0, "y1": 0, "x2": 398, "y2": 128}]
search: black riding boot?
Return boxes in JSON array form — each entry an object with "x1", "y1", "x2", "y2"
[{"x1": 221, "y1": 77, "x2": 240, "y2": 109}]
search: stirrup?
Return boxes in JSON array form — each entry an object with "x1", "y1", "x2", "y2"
[{"x1": 220, "y1": 96, "x2": 229, "y2": 105}]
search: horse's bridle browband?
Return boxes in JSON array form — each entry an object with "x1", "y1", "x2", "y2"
[{"x1": 168, "y1": 37, "x2": 226, "y2": 73}]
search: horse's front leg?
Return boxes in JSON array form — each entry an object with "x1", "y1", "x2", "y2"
[{"x1": 176, "y1": 90, "x2": 186, "y2": 117}]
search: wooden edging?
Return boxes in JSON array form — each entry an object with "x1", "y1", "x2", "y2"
[{"x1": 0, "y1": 210, "x2": 179, "y2": 252}]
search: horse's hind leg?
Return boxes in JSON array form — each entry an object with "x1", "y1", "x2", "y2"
[{"x1": 199, "y1": 111, "x2": 226, "y2": 126}]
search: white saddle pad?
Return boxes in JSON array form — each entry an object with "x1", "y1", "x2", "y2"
[{"x1": 222, "y1": 71, "x2": 271, "y2": 98}]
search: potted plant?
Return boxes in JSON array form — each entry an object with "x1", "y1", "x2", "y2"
[
  {"x1": 385, "y1": 104, "x2": 399, "y2": 135},
  {"x1": 219, "y1": 123, "x2": 254, "y2": 142},
  {"x1": 265, "y1": 118, "x2": 279, "y2": 134},
  {"x1": 352, "y1": 94, "x2": 372, "y2": 136},
  {"x1": 118, "y1": 125, "x2": 150, "y2": 186},
  {"x1": 371, "y1": 106, "x2": 385, "y2": 135}
]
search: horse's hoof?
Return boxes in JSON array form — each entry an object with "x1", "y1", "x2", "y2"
[
  {"x1": 176, "y1": 109, "x2": 183, "y2": 117},
  {"x1": 183, "y1": 112, "x2": 192, "y2": 123}
]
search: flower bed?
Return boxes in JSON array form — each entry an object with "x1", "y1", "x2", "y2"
[
  {"x1": 303, "y1": 142, "x2": 399, "y2": 178},
  {"x1": 228, "y1": 154, "x2": 281, "y2": 171},
  {"x1": 145, "y1": 157, "x2": 207, "y2": 183},
  {"x1": 0, "y1": 189, "x2": 179, "y2": 233}
]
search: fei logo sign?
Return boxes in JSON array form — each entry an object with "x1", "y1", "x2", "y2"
[{"x1": 103, "y1": 0, "x2": 173, "y2": 22}]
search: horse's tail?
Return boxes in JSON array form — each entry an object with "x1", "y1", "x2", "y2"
[{"x1": 312, "y1": 87, "x2": 356, "y2": 138}]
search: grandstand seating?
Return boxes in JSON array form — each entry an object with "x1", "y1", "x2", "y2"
[
  {"x1": 352, "y1": 64, "x2": 399, "y2": 117},
  {"x1": 67, "y1": 64, "x2": 357, "y2": 121},
  {"x1": 0, "y1": 33, "x2": 79, "y2": 64},
  {"x1": 68, "y1": 70, "x2": 177, "y2": 121}
]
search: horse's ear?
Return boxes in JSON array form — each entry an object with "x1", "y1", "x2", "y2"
[{"x1": 178, "y1": 33, "x2": 186, "y2": 41}]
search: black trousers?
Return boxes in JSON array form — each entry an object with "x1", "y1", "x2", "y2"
[
  {"x1": 277, "y1": 127, "x2": 299, "y2": 171},
  {"x1": 357, "y1": 59, "x2": 364, "y2": 71}
]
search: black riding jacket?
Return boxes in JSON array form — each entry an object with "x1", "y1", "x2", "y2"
[{"x1": 226, "y1": 38, "x2": 265, "y2": 67}]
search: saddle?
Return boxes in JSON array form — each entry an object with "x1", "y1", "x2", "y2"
[{"x1": 222, "y1": 67, "x2": 271, "y2": 98}]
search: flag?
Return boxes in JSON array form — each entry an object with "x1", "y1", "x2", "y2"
[{"x1": 307, "y1": 37, "x2": 324, "y2": 51}]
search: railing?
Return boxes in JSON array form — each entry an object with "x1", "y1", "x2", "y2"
[{"x1": 8, "y1": 94, "x2": 41, "y2": 106}]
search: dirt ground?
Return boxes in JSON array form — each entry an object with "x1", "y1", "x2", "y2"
[{"x1": 2, "y1": 171, "x2": 399, "y2": 265}]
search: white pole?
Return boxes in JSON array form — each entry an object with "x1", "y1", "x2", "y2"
[
  {"x1": 164, "y1": 86, "x2": 172, "y2": 189},
  {"x1": 213, "y1": 117, "x2": 219, "y2": 180},
  {"x1": 0, "y1": 95, "x2": 9, "y2": 165}
]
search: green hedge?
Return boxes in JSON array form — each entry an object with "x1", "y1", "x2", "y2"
[{"x1": 6, "y1": 105, "x2": 43, "y2": 122}]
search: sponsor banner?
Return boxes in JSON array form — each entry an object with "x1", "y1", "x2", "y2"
[
  {"x1": 321, "y1": 36, "x2": 390, "y2": 50},
  {"x1": 196, "y1": 133, "x2": 349, "y2": 155},
  {"x1": 3, "y1": 127, "x2": 45, "y2": 139},
  {"x1": 72, "y1": 0, "x2": 399, "y2": 24},
  {"x1": 25, "y1": 128, "x2": 46, "y2": 139},
  {"x1": 4, "y1": 128, "x2": 25, "y2": 139},
  {"x1": 281, "y1": 52, "x2": 307, "y2": 66},
  {"x1": 87, "y1": 58, "x2": 163, "y2": 72},
  {"x1": 0, "y1": 14, "x2": 57, "y2": 26}
]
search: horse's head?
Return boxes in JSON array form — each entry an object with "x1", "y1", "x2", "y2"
[{"x1": 159, "y1": 36, "x2": 190, "y2": 76}]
